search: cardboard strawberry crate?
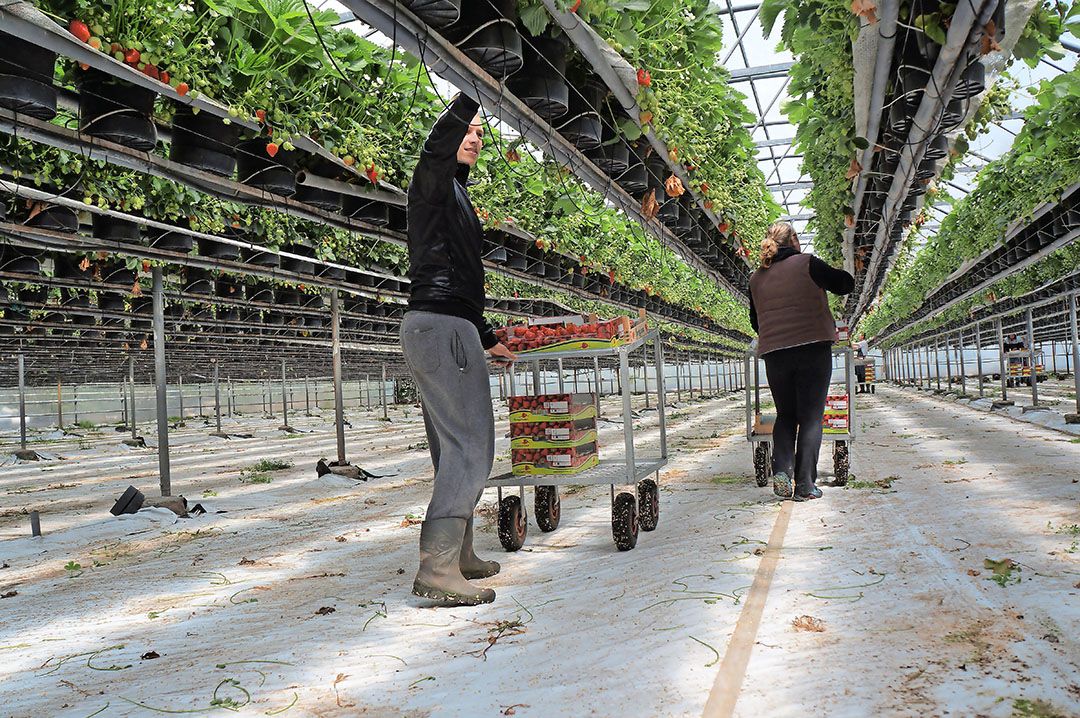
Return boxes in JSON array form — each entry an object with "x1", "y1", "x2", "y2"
[
  {"x1": 822, "y1": 412, "x2": 850, "y2": 434},
  {"x1": 511, "y1": 443, "x2": 599, "y2": 476},
  {"x1": 508, "y1": 393, "x2": 597, "y2": 422},
  {"x1": 495, "y1": 310, "x2": 647, "y2": 354},
  {"x1": 510, "y1": 419, "x2": 598, "y2": 449},
  {"x1": 826, "y1": 394, "x2": 849, "y2": 412}
]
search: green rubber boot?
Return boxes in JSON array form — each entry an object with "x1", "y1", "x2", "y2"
[
  {"x1": 772, "y1": 471, "x2": 795, "y2": 499},
  {"x1": 413, "y1": 518, "x2": 496, "y2": 606},
  {"x1": 460, "y1": 517, "x2": 501, "y2": 580}
]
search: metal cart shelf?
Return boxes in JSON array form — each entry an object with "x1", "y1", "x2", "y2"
[
  {"x1": 744, "y1": 346, "x2": 855, "y2": 489},
  {"x1": 489, "y1": 330, "x2": 668, "y2": 551}
]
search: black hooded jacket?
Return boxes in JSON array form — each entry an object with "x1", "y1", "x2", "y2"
[{"x1": 406, "y1": 94, "x2": 498, "y2": 349}]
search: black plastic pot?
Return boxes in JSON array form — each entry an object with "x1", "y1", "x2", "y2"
[
  {"x1": 0, "y1": 245, "x2": 41, "y2": 275},
  {"x1": 169, "y1": 106, "x2": 240, "y2": 177},
  {"x1": 184, "y1": 267, "x2": 215, "y2": 294},
  {"x1": 294, "y1": 157, "x2": 344, "y2": 213},
  {"x1": 939, "y1": 97, "x2": 965, "y2": 130},
  {"x1": 614, "y1": 142, "x2": 649, "y2": 195},
  {"x1": 98, "y1": 292, "x2": 127, "y2": 313},
  {"x1": 239, "y1": 246, "x2": 280, "y2": 268},
  {"x1": 403, "y1": 0, "x2": 462, "y2": 27},
  {"x1": 0, "y1": 33, "x2": 58, "y2": 120},
  {"x1": 342, "y1": 195, "x2": 391, "y2": 226},
  {"x1": 218, "y1": 307, "x2": 240, "y2": 323},
  {"x1": 586, "y1": 108, "x2": 630, "y2": 177},
  {"x1": 147, "y1": 223, "x2": 195, "y2": 253},
  {"x1": 954, "y1": 60, "x2": 985, "y2": 100},
  {"x1": 25, "y1": 204, "x2": 79, "y2": 233},
  {"x1": 236, "y1": 138, "x2": 299, "y2": 197},
  {"x1": 555, "y1": 78, "x2": 605, "y2": 151},
  {"x1": 216, "y1": 276, "x2": 242, "y2": 299},
  {"x1": 275, "y1": 287, "x2": 301, "y2": 306},
  {"x1": 53, "y1": 254, "x2": 92, "y2": 281},
  {"x1": 923, "y1": 133, "x2": 949, "y2": 161},
  {"x1": 245, "y1": 283, "x2": 275, "y2": 303},
  {"x1": 674, "y1": 196, "x2": 694, "y2": 236},
  {"x1": 657, "y1": 195, "x2": 680, "y2": 229},
  {"x1": 78, "y1": 70, "x2": 157, "y2": 151},
  {"x1": 507, "y1": 32, "x2": 568, "y2": 120},
  {"x1": 913, "y1": 155, "x2": 937, "y2": 181},
  {"x1": 887, "y1": 100, "x2": 912, "y2": 136},
  {"x1": 898, "y1": 64, "x2": 928, "y2": 110},
  {"x1": 446, "y1": 0, "x2": 523, "y2": 79},
  {"x1": 93, "y1": 213, "x2": 142, "y2": 243},
  {"x1": 280, "y1": 243, "x2": 316, "y2": 274},
  {"x1": 198, "y1": 226, "x2": 241, "y2": 261}
]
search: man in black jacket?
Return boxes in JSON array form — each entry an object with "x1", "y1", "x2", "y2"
[{"x1": 400, "y1": 93, "x2": 515, "y2": 606}]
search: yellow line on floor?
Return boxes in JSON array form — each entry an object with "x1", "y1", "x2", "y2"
[{"x1": 702, "y1": 500, "x2": 793, "y2": 718}]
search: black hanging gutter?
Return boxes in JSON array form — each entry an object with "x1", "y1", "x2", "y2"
[{"x1": 338, "y1": 0, "x2": 748, "y2": 300}]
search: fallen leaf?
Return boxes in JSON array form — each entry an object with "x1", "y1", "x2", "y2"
[
  {"x1": 238, "y1": 558, "x2": 255, "y2": 566},
  {"x1": 1, "y1": 590, "x2": 17, "y2": 598},
  {"x1": 641, "y1": 189, "x2": 660, "y2": 219},
  {"x1": 966, "y1": 569, "x2": 981, "y2": 576},
  {"x1": 851, "y1": 0, "x2": 877, "y2": 23},
  {"x1": 335, "y1": 536, "x2": 347, "y2": 543},
  {"x1": 792, "y1": 615, "x2": 826, "y2": 632},
  {"x1": 980, "y1": 20, "x2": 1001, "y2": 54},
  {"x1": 141, "y1": 651, "x2": 160, "y2": 660},
  {"x1": 315, "y1": 606, "x2": 336, "y2": 615},
  {"x1": 502, "y1": 705, "x2": 529, "y2": 716},
  {"x1": 664, "y1": 174, "x2": 685, "y2": 198},
  {"x1": 845, "y1": 157, "x2": 863, "y2": 180}
]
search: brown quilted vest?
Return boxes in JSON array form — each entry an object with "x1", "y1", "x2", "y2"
[{"x1": 750, "y1": 253, "x2": 838, "y2": 356}]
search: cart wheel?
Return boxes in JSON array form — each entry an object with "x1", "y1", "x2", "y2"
[
  {"x1": 833, "y1": 442, "x2": 850, "y2": 487},
  {"x1": 498, "y1": 495, "x2": 528, "y2": 551},
  {"x1": 612, "y1": 492, "x2": 638, "y2": 551},
  {"x1": 871, "y1": 385, "x2": 876, "y2": 394},
  {"x1": 534, "y1": 485, "x2": 561, "y2": 533},
  {"x1": 753, "y1": 443, "x2": 771, "y2": 487},
  {"x1": 638, "y1": 478, "x2": 660, "y2": 532}
]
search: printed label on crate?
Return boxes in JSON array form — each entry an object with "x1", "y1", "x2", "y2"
[
  {"x1": 511, "y1": 443, "x2": 599, "y2": 476},
  {"x1": 826, "y1": 394, "x2": 849, "y2": 411},
  {"x1": 508, "y1": 393, "x2": 597, "y2": 422},
  {"x1": 823, "y1": 415, "x2": 849, "y2": 430},
  {"x1": 511, "y1": 454, "x2": 600, "y2": 476},
  {"x1": 510, "y1": 428, "x2": 598, "y2": 450}
]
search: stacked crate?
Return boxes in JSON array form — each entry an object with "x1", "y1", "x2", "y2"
[
  {"x1": 823, "y1": 393, "x2": 850, "y2": 435},
  {"x1": 508, "y1": 393, "x2": 599, "y2": 475}
]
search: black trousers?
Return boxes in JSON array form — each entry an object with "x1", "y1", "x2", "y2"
[{"x1": 763, "y1": 342, "x2": 834, "y2": 490}]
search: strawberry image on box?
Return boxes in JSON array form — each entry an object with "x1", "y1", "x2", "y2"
[
  {"x1": 508, "y1": 393, "x2": 597, "y2": 422},
  {"x1": 512, "y1": 443, "x2": 599, "y2": 475}
]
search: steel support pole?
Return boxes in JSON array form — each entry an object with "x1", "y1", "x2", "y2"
[
  {"x1": 945, "y1": 335, "x2": 953, "y2": 392},
  {"x1": 228, "y1": 377, "x2": 234, "y2": 417},
  {"x1": 17, "y1": 353, "x2": 26, "y2": 450},
  {"x1": 281, "y1": 358, "x2": 289, "y2": 428},
  {"x1": 56, "y1": 380, "x2": 62, "y2": 431},
  {"x1": 365, "y1": 374, "x2": 371, "y2": 407},
  {"x1": 152, "y1": 267, "x2": 171, "y2": 496},
  {"x1": 643, "y1": 352, "x2": 651, "y2": 409},
  {"x1": 332, "y1": 291, "x2": 347, "y2": 463},
  {"x1": 1027, "y1": 308, "x2": 1038, "y2": 407},
  {"x1": 1051, "y1": 339, "x2": 1058, "y2": 375},
  {"x1": 213, "y1": 360, "x2": 222, "y2": 434},
  {"x1": 129, "y1": 355, "x2": 137, "y2": 440},
  {"x1": 178, "y1": 374, "x2": 184, "y2": 420},
  {"x1": 593, "y1": 357, "x2": 601, "y2": 416},
  {"x1": 959, "y1": 331, "x2": 967, "y2": 396},
  {"x1": 996, "y1": 318, "x2": 1008, "y2": 401},
  {"x1": 305, "y1": 375, "x2": 311, "y2": 416},
  {"x1": 675, "y1": 351, "x2": 682, "y2": 403},
  {"x1": 1070, "y1": 294, "x2": 1080, "y2": 415},
  {"x1": 935, "y1": 340, "x2": 942, "y2": 392},
  {"x1": 381, "y1": 364, "x2": 388, "y2": 420},
  {"x1": 976, "y1": 322, "x2": 984, "y2": 397}
]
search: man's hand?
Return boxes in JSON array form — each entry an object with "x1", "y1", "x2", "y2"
[{"x1": 488, "y1": 342, "x2": 517, "y2": 366}]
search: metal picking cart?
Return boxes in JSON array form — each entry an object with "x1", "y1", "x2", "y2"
[
  {"x1": 1004, "y1": 349, "x2": 1045, "y2": 387},
  {"x1": 744, "y1": 346, "x2": 856, "y2": 488},
  {"x1": 855, "y1": 357, "x2": 876, "y2": 394},
  {"x1": 489, "y1": 330, "x2": 668, "y2": 552}
]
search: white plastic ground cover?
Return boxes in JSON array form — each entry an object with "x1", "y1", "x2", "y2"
[{"x1": 0, "y1": 387, "x2": 1077, "y2": 716}]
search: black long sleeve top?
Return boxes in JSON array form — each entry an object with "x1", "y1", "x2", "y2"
[{"x1": 749, "y1": 247, "x2": 855, "y2": 333}]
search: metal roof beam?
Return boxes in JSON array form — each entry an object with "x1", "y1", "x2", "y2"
[{"x1": 728, "y1": 62, "x2": 795, "y2": 82}]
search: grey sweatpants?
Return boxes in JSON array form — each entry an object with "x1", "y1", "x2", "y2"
[{"x1": 400, "y1": 311, "x2": 495, "y2": 520}]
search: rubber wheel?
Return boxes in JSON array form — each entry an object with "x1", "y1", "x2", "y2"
[
  {"x1": 498, "y1": 495, "x2": 527, "y2": 551},
  {"x1": 833, "y1": 442, "x2": 850, "y2": 487},
  {"x1": 638, "y1": 478, "x2": 660, "y2": 532},
  {"x1": 534, "y1": 485, "x2": 561, "y2": 533},
  {"x1": 871, "y1": 385, "x2": 876, "y2": 394},
  {"x1": 612, "y1": 492, "x2": 638, "y2": 551},
  {"x1": 754, "y1": 443, "x2": 771, "y2": 487}
]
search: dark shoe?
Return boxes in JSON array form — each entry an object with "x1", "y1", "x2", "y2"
[
  {"x1": 413, "y1": 518, "x2": 496, "y2": 606},
  {"x1": 772, "y1": 471, "x2": 794, "y2": 498},
  {"x1": 792, "y1": 485, "x2": 822, "y2": 501},
  {"x1": 460, "y1": 517, "x2": 500, "y2": 580}
]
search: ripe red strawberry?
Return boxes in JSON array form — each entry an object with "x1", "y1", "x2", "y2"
[
  {"x1": 255, "y1": 109, "x2": 266, "y2": 122},
  {"x1": 69, "y1": 19, "x2": 91, "y2": 43},
  {"x1": 159, "y1": 71, "x2": 170, "y2": 85},
  {"x1": 176, "y1": 82, "x2": 189, "y2": 96},
  {"x1": 365, "y1": 164, "x2": 379, "y2": 184},
  {"x1": 265, "y1": 142, "x2": 279, "y2": 158},
  {"x1": 636, "y1": 68, "x2": 651, "y2": 87},
  {"x1": 570, "y1": 0, "x2": 581, "y2": 11},
  {"x1": 124, "y1": 48, "x2": 140, "y2": 64}
]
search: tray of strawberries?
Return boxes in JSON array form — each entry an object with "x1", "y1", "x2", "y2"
[
  {"x1": 510, "y1": 419, "x2": 598, "y2": 449},
  {"x1": 511, "y1": 443, "x2": 599, "y2": 475},
  {"x1": 495, "y1": 312, "x2": 647, "y2": 355},
  {"x1": 508, "y1": 393, "x2": 597, "y2": 422}
]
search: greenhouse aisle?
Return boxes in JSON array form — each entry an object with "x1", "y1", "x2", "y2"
[{"x1": 0, "y1": 388, "x2": 1078, "y2": 717}]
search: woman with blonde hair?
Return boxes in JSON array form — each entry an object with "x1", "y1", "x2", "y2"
[{"x1": 748, "y1": 223, "x2": 854, "y2": 500}]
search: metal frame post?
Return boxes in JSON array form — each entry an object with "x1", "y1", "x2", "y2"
[
  {"x1": 56, "y1": 380, "x2": 63, "y2": 431},
  {"x1": 945, "y1": 336, "x2": 953, "y2": 392},
  {"x1": 17, "y1": 353, "x2": 27, "y2": 451},
  {"x1": 305, "y1": 375, "x2": 312, "y2": 416},
  {"x1": 1027, "y1": 308, "x2": 1038, "y2": 407},
  {"x1": 178, "y1": 374, "x2": 184, "y2": 420},
  {"x1": 280, "y1": 358, "x2": 290, "y2": 428},
  {"x1": 212, "y1": 360, "x2": 223, "y2": 435},
  {"x1": 976, "y1": 322, "x2": 984, "y2": 397},
  {"x1": 1070, "y1": 294, "x2": 1080, "y2": 416},
  {"x1": 381, "y1": 363, "x2": 388, "y2": 420},
  {"x1": 152, "y1": 267, "x2": 171, "y2": 495},
  {"x1": 332, "y1": 291, "x2": 347, "y2": 464},
  {"x1": 996, "y1": 318, "x2": 1008, "y2": 401},
  {"x1": 934, "y1": 340, "x2": 942, "y2": 391},
  {"x1": 959, "y1": 331, "x2": 967, "y2": 396},
  {"x1": 129, "y1": 355, "x2": 137, "y2": 440}
]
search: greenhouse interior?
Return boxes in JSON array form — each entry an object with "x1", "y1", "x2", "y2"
[{"x1": 0, "y1": 0, "x2": 1078, "y2": 714}]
